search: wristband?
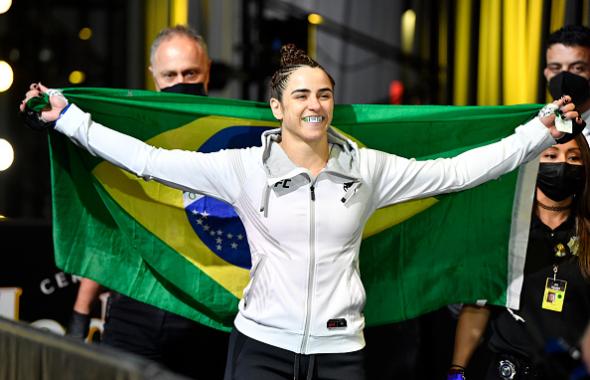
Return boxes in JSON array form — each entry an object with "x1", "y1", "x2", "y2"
[
  {"x1": 447, "y1": 374, "x2": 466, "y2": 380},
  {"x1": 447, "y1": 365, "x2": 466, "y2": 380},
  {"x1": 538, "y1": 103, "x2": 559, "y2": 118}
]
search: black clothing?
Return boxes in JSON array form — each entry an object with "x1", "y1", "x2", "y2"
[
  {"x1": 223, "y1": 329, "x2": 366, "y2": 380},
  {"x1": 102, "y1": 293, "x2": 229, "y2": 380},
  {"x1": 485, "y1": 352, "x2": 541, "y2": 379},
  {"x1": 488, "y1": 212, "x2": 590, "y2": 378},
  {"x1": 484, "y1": 351, "x2": 587, "y2": 380}
]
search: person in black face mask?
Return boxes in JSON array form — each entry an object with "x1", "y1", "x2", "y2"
[
  {"x1": 67, "y1": 25, "x2": 229, "y2": 380},
  {"x1": 149, "y1": 25, "x2": 211, "y2": 95},
  {"x1": 537, "y1": 155, "x2": 585, "y2": 203},
  {"x1": 545, "y1": 25, "x2": 590, "y2": 142},
  {"x1": 449, "y1": 135, "x2": 590, "y2": 380}
]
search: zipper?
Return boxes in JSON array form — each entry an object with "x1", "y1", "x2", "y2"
[{"x1": 299, "y1": 179, "x2": 317, "y2": 354}]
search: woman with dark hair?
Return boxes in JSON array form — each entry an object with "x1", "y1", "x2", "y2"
[
  {"x1": 449, "y1": 134, "x2": 590, "y2": 380},
  {"x1": 20, "y1": 44, "x2": 583, "y2": 380}
]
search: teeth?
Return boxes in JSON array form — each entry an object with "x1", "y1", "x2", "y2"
[{"x1": 303, "y1": 116, "x2": 324, "y2": 123}]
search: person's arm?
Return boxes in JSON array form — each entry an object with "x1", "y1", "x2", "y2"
[
  {"x1": 67, "y1": 278, "x2": 103, "y2": 340},
  {"x1": 20, "y1": 83, "x2": 242, "y2": 203},
  {"x1": 369, "y1": 99, "x2": 581, "y2": 209},
  {"x1": 73, "y1": 278, "x2": 102, "y2": 315},
  {"x1": 449, "y1": 304, "x2": 491, "y2": 377}
]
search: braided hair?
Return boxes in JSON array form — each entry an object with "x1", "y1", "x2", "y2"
[{"x1": 270, "y1": 44, "x2": 335, "y2": 101}]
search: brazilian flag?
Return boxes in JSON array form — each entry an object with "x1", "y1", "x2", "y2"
[{"x1": 50, "y1": 88, "x2": 540, "y2": 331}]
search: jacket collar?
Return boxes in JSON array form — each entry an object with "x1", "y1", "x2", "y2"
[{"x1": 259, "y1": 127, "x2": 362, "y2": 184}]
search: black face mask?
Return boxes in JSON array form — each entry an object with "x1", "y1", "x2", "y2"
[
  {"x1": 160, "y1": 82, "x2": 207, "y2": 96},
  {"x1": 548, "y1": 71, "x2": 590, "y2": 105},
  {"x1": 537, "y1": 162, "x2": 585, "y2": 201}
]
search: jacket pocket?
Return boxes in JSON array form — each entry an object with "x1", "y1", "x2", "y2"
[
  {"x1": 349, "y1": 266, "x2": 366, "y2": 312},
  {"x1": 243, "y1": 254, "x2": 266, "y2": 310}
]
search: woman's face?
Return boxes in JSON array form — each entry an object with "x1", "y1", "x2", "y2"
[
  {"x1": 539, "y1": 139, "x2": 582, "y2": 165},
  {"x1": 270, "y1": 66, "x2": 334, "y2": 144},
  {"x1": 536, "y1": 138, "x2": 586, "y2": 203}
]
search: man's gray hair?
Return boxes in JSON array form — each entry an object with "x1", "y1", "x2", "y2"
[{"x1": 150, "y1": 25, "x2": 208, "y2": 65}]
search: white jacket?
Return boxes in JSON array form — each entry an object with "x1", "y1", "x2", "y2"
[{"x1": 56, "y1": 104, "x2": 554, "y2": 354}]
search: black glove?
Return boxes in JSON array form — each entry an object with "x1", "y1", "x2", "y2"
[
  {"x1": 67, "y1": 310, "x2": 90, "y2": 340},
  {"x1": 555, "y1": 118, "x2": 586, "y2": 144}
]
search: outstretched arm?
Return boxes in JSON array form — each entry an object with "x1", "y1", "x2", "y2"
[
  {"x1": 371, "y1": 97, "x2": 583, "y2": 209},
  {"x1": 19, "y1": 83, "x2": 242, "y2": 203}
]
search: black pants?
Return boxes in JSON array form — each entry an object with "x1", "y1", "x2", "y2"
[
  {"x1": 223, "y1": 329, "x2": 366, "y2": 380},
  {"x1": 102, "y1": 293, "x2": 229, "y2": 380}
]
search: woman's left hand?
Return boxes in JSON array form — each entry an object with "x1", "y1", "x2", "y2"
[{"x1": 538, "y1": 95, "x2": 583, "y2": 140}]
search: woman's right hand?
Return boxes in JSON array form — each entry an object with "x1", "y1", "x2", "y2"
[
  {"x1": 537, "y1": 95, "x2": 585, "y2": 143},
  {"x1": 19, "y1": 82, "x2": 68, "y2": 123}
]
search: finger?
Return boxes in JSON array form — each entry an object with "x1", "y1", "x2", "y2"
[
  {"x1": 559, "y1": 102, "x2": 576, "y2": 114},
  {"x1": 19, "y1": 97, "x2": 33, "y2": 112},
  {"x1": 23, "y1": 91, "x2": 37, "y2": 100},
  {"x1": 554, "y1": 95, "x2": 572, "y2": 107},
  {"x1": 562, "y1": 110, "x2": 580, "y2": 121},
  {"x1": 38, "y1": 83, "x2": 50, "y2": 93},
  {"x1": 19, "y1": 87, "x2": 46, "y2": 111},
  {"x1": 20, "y1": 91, "x2": 39, "y2": 109},
  {"x1": 24, "y1": 90, "x2": 40, "y2": 101}
]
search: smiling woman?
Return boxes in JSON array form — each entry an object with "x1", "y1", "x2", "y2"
[
  {"x1": 271, "y1": 66, "x2": 334, "y2": 175},
  {"x1": 18, "y1": 43, "x2": 585, "y2": 380},
  {"x1": 269, "y1": 45, "x2": 336, "y2": 177},
  {"x1": 270, "y1": 45, "x2": 334, "y2": 176}
]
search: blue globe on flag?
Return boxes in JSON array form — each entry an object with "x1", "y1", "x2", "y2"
[{"x1": 182, "y1": 125, "x2": 273, "y2": 269}]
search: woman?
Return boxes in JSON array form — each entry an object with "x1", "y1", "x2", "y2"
[
  {"x1": 449, "y1": 135, "x2": 590, "y2": 380},
  {"x1": 20, "y1": 45, "x2": 581, "y2": 380}
]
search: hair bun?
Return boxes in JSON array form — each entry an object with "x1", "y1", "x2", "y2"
[
  {"x1": 280, "y1": 44, "x2": 315, "y2": 67},
  {"x1": 270, "y1": 43, "x2": 334, "y2": 100}
]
